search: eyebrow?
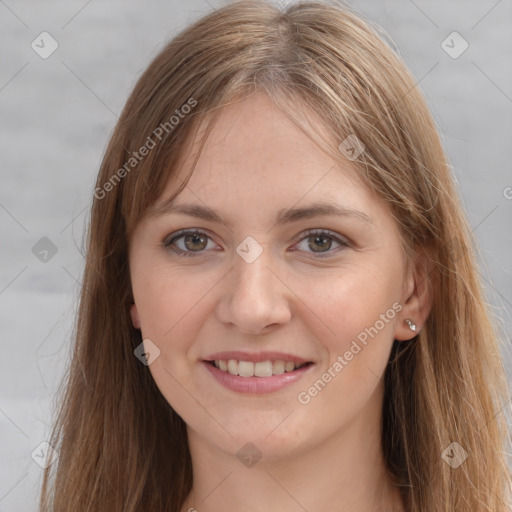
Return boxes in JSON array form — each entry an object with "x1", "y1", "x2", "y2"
[{"x1": 149, "y1": 199, "x2": 373, "y2": 228}]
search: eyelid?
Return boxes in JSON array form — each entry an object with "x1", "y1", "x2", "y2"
[
  {"x1": 291, "y1": 228, "x2": 350, "y2": 247},
  {"x1": 163, "y1": 228, "x2": 216, "y2": 246}
]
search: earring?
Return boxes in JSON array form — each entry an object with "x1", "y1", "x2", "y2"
[{"x1": 405, "y1": 319, "x2": 417, "y2": 332}]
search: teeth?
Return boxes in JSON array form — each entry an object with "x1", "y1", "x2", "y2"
[
  {"x1": 238, "y1": 361, "x2": 254, "y2": 377},
  {"x1": 227, "y1": 359, "x2": 238, "y2": 375},
  {"x1": 273, "y1": 360, "x2": 285, "y2": 375},
  {"x1": 212, "y1": 359, "x2": 307, "y2": 377},
  {"x1": 254, "y1": 361, "x2": 273, "y2": 377}
]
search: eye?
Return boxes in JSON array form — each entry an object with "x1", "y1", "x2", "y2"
[
  {"x1": 292, "y1": 229, "x2": 349, "y2": 258},
  {"x1": 163, "y1": 229, "x2": 218, "y2": 257},
  {"x1": 163, "y1": 228, "x2": 349, "y2": 258}
]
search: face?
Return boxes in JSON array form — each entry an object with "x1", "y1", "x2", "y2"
[{"x1": 128, "y1": 92, "x2": 418, "y2": 460}]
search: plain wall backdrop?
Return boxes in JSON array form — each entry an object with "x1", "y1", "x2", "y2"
[{"x1": 1, "y1": 1, "x2": 511, "y2": 510}]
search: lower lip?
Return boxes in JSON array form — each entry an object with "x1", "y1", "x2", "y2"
[{"x1": 202, "y1": 361, "x2": 315, "y2": 394}]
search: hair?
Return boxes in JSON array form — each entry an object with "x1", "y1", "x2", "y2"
[{"x1": 39, "y1": 1, "x2": 511, "y2": 511}]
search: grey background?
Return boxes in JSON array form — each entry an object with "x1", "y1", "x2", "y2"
[{"x1": 1, "y1": 1, "x2": 511, "y2": 510}]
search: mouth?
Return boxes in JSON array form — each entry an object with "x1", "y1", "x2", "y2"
[
  {"x1": 204, "y1": 359, "x2": 314, "y2": 378},
  {"x1": 202, "y1": 353, "x2": 316, "y2": 394}
]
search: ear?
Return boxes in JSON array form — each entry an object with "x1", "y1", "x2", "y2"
[
  {"x1": 130, "y1": 303, "x2": 141, "y2": 329},
  {"x1": 394, "y1": 247, "x2": 433, "y2": 341}
]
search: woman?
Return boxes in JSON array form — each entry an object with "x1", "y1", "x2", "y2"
[{"x1": 39, "y1": 1, "x2": 511, "y2": 511}]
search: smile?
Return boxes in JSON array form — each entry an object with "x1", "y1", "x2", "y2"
[
  {"x1": 202, "y1": 359, "x2": 315, "y2": 394},
  {"x1": 209, "y1": 359, "x2": 309, "y2": 377}
]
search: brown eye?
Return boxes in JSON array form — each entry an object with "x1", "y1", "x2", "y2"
[
  {"x1": 164, "y1": 228, "x2": 349, "y2": 259},
  {"x1": 164, "y1": 230, "x2": 216, "y2": 257},
  {"x1": 294, "y1": 229, "x2": 349, "y2": 258},
  {"x1": 308, "y1": 233, "x2": 333, "y2": 253},
  {"x1": 183, "y1": 232, "x2": 208, "y2": 251}
]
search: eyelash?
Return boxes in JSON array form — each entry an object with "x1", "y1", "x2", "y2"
[{"x1": 163, "y1": 228, "x2": 349, "y2": 259}]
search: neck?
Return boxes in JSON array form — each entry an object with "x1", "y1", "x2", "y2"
[{"x1": 180, "y1": 384, "x2": 405, "y2": 512}]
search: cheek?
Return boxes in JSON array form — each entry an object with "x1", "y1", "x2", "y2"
[
  {"x1": 306, "y1": 264, "x2": 400, "y2": 380},
  {"x1": 292, "y1": 274, "x2": 399, "y2": 430},
  {"x1": 313, "y1": 264, "x2": 398, "y2": 333},
  {"x1": 131, "y1": 262, "x2": 222, "y2": 372},
  {"x1": 131, "y1": 265, "x2": 212, "y2": 401},
  {"x1": 132, "y1": 262, "x2": 201, "y2": 335}
]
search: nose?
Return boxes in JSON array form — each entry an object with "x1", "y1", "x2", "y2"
[{"x1": 215, "y1": 247, "x2": 292, "y2": 335}]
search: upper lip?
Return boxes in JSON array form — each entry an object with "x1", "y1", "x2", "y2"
[{"x1": 204, "y1": 351, "x2": 313, "y2": 365}]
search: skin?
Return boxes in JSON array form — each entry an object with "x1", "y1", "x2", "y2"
[{"x1": 128, "y1": 92, "x2": 431, "y2": 512}]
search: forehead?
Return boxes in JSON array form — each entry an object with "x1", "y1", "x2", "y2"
[
  {"x1": 151, "y1": 92, "x2": 388, "y2": 230},
  {"x1": 161, "y1": 93, "x2": 370, "y2": 200}
]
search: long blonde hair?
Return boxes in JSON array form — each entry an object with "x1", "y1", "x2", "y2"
[{"x1": 39, "y1": 1, "x2": 511, "y2": 510}]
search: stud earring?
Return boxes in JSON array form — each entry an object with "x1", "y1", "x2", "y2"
[{"x1": 405, "y1": 319, "x2": 417, "y2": 332}]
